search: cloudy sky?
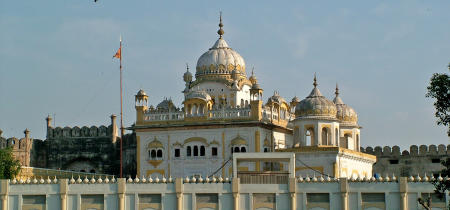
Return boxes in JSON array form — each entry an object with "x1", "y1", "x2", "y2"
[{"x1": 1, "y1": 1, "x2": 449, "y2": 151}]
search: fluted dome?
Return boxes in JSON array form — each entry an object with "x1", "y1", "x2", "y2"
[
  {"x1": 196, "y1": 38, "x2": 246, "y2": 74},
  {"x1": 267, "y1": 92, "x2": 286, "y2": 105},
  {"x1": 137, "y1": 89, "x2": 146, "y2": 96},
  {"x1": 156, "y1": 98, "x2": 172, "y2": 110},
  {"x1": 333, "y1": 87, "x2": 357, "y2": 125},
  {"x1": 185, "y1": 88, "x2": 212, "y2": 102},
  {"x1": 295, "y1": 78, "x2": 337, "y2": 119}
]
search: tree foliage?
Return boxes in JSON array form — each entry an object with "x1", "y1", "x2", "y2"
[
  {"x1": 0, "y1": 146, "x2": 21, "y2": 179},
  {"x1": 432, "y1": 158, "x2": 450, "y2": 200},
  {"x1": 426, "y1": 65, "x2": 450, "y2": 136}
]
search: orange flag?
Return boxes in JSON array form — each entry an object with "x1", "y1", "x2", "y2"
[{"x1": 113, "y1": 46, "x2": 121, "y2": 59}]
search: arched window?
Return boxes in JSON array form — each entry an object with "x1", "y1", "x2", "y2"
[
  {"x1": 335, "y1": 128, "x2": 339, "y2": 147},
  {"x1": 306, "y1": 129, "x2": 315, "y2": 146},
  {"x1": 341, "y1": 134, "x2": 349, "y2": 149},
  {"x1": 234, "y1": 147, "x2": 240, "y2": 153},
  {"x1": 194, "y1": 146, "x2": 199, "y2": 156},
  {"x1": 200, "y1": 146, "x2": 205, "y2": 156},
  {"x1": 157, "y1": 149, "x2": 163, "y2": 158},
  {"x1": 356, "y1": 134, "x2": 360, "y2": 151},
  {"x1": 241, "y1": 147, "x2": 246, "y2": 153},
  {"x1": 151, "y1": 150, "x2": 156, "y2": 158},
  {"x1": 212, "y1": 147, "x2": 218, "y2": 156},
  {"x1": 322, "y1": 128, "x2": 328, "y2": 145},
  {"x1": 80, "y1": 170, "x2": 86, "y2": 172},
  {"x1": 264, "y1": 148, "x2": 268, "y2": 153},
  {"x1": 90, "y1": 169, "x2": 95, "y2": 173},
  {"x1": 187, "y1": 146, "x2": 192, "y2": 157}
]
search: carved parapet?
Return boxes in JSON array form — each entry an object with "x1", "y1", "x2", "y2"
[
  {"x1": 382, "y1": 146, "x2": 391, "y2": 156},
  {"x1": 419, "y1": 145, "x2": 428, "y2": 156},
  {"x1": 429, "y1": 145, "x2": 437, "y2": 155},
  {"x1": 410, "y1": 145, "x2": 418, "y2": 156},
  {"x1": 373, "y1": 146, "x2": 382, "y2": 157},
  {"x1": 392, "y1": 146, "x2": 400, "y2": 156}
]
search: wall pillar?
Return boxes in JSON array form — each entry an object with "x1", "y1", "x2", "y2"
[
  {"x1": 59, "y1": 179, "x2": 68, "y2": 210},
  {"x1": 175, "y1": 178, "x2": 183, "y2": 210},
  {"x1": 118, "y1": 178, "x2": 126, "y2": 210},
  {"x1": 0, "y1": 180, "x2": 8, "y2": 210},
  {"x1": 232, "y1": 178, "x2": 240, "y2": 210},
  {"x1": 399, "y1": 177, "x2": 407, "y2": 210},
  {"x1": 289, "y1": 177, "x2": 296, "y2": 210},
  {"x1": 340, "y1": 178, "x2": 348, "y2": 210}
]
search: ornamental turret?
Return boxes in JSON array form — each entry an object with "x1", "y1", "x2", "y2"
[
  {"x1": 135, "y1": 89, "x2": 148, "y2": 124},
  {"x1": 183, "y1": 64, "x2": 193, "y2": 92}
]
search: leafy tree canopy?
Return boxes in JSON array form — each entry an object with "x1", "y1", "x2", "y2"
[
  {"x1": 426, "y1": 63, "x2": 450, "y2": 136},
  {"x1": 0, "y1": 146, "x2": 22, "y2": 179}
]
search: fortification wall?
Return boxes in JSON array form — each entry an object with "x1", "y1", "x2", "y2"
[{"x1": 362, "y1": 144, "x2": 450, "y2": 177}]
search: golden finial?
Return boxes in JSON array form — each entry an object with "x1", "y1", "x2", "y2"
[
  {"x1": 313, "y1": 72, "x2": 318, "y2": 87},
  {"x1": 217, "y1": 12, "x2": 224, "y2": 38},
  {"x1": 252, "y1": 68, "x2": 254, "y2": 76},
  {"x1": 335, "y1": 82, "x2": 339, "y2": 97},
  {"x1": 186, "y1": 63, "x2": 189, "y2": 71}
]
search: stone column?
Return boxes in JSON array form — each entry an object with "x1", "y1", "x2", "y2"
[
  {"x1": 399, "y1": 177, "x2": 407, "y2": 210},
  {"x1": 59, "y1": 179, "x2": 68, "y2": 210},
  {"x1": 1, "y1": 180, "x2": 9, "y2": 210},
  {"x1": 232, "y1": 178, "x2": 240, "y2": 210},
  {"x1": 289, "y1": 177, "x2": 296, "y2": 210},
  {"x1": 175, "y1": 178, "x2": 183, "y2": 210},
  {"x1": 118, "y1": 178, "x2": 126, "y2": 210},
  {"x1": 340, "y1": 177, "x2": 348, "y2": 210}
]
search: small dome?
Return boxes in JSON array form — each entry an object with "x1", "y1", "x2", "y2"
[
  {"x1": 137, "y1": 89, "x2": 146, "y2": 96},
  {"x1": 196, "y1": 38, "x2": 246, "y2": 74},
  {"x1": 295, "y1": 77, "x2": 337, "y2": 119},
  {"x1": 267, "y1": 91, "x2": 286, "y2": 105},
  {"x1": 333, "y1": 86, "x2": 357, "y2": 125},
  {"x1": 184, "y1": 70, "x2": 192, "y2": 77},
  {"x1": 185, "y1": 88, "x2": 212, "y2": 102},
  {"x1": 291, "y1": 96, "x2": 300, "y2": 103},
  {"x1": 156, "y1": 98, "x2": 172, "y2": 110},
  {"x1": 251, "y1": 83, "x2": 261, "y2": 89},
  {"x1": 147, "y1": 138, "x2": 164, "y2": 148},
  {"x1": 230, "y1": 134, "x2": 247, "y2": 146}
]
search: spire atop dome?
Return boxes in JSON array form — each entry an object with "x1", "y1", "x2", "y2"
[
  {"x1": 335, "y1": 82, "x2": 339, "y2": 97},
  {"x1": 218, "y1": 12, "x2": 224, "y2": 38},
  {"x1": 313, "y1": 72, "x2": 318, "y2": 87}
]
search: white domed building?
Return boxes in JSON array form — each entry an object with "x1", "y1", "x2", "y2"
[{"x1": 132, "y1": 15, "x2": 375, "y2": 181}]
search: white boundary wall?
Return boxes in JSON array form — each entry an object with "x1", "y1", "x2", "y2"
[{"x1": 0, "y1": 177, "x2": 448, "y2": 210}]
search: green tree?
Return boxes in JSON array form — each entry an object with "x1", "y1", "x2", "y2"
[
  {"x1": 0, "y1": 146, "x2": 22, "y2": 179},
  {"x1": 426, "y1": 63, "x2": 450, "y2": 136}
]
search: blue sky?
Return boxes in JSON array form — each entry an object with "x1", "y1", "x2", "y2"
[{"x1": 1, "y1": 1, "x2": 450, "y2": 151}]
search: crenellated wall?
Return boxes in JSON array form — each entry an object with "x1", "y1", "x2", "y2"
[{"x1": 362, "y1": 144, "x2": 450, "y2": 177}]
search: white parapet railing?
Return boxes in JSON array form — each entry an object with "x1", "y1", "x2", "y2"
[{"x1": 237, "y1": 171, "x2": 289, "y2": 184}]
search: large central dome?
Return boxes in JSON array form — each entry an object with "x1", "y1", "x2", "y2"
[
  {"x1": 195, "y1": 14, "x2": 246, "y2": 77},
  {"x1": 196, "y1": 38, "x2": 246, "y2": 74}
]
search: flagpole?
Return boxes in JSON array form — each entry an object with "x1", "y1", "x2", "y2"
[{"x1": 119, "y1": 35, "x2": 123, "y2": 178}]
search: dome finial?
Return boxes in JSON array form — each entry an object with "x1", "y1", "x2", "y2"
[
  {"x1": 186, "y1": 63, "x2": 189, "y2": 71},
  {"x1": 218, "y1": 12, "x2": 224, "y2": 38},
  {"x1": 252, "y1": 68, "x2": 254, "y2": 76},
  {"x1": 313, "y1": 72, "x2": 318, "y2": 87},
  {"x1": 335, "y1": 82, "x2": 339, "y2": 97}
]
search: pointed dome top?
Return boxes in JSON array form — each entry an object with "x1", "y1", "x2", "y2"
[
  {"x1": 295, "y1": 75, "x2": 337, "y2": 119},
  {"x1": 332, "y1": 83, "x2": 344, "y2": 105},
  {"x1": 196, "y1": 14, "x2": 246, "y2": 76},
  {"x1": 137, "y1": 88, "x2": 146, "y2": 96}
]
